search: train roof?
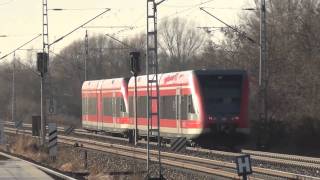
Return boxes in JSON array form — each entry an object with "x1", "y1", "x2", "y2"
[
  {"x1": 82, "y1": 78, "x2": 129, "y2": 91},
  {"x1": 128, "y1": 70, "x2": 192, "y2": 88},
  {"x1": 82, "y1": 80, "x2": 101, "y2": 91},
  {"x1": 128, "y1": 69, "x2": 246, "y2": 88},
  {"x1": 81, "y1": 69, "x2": 247, "y2": 90},
  {"x1": 193, "y1": 69, "x2": 246, "y2": 76}
]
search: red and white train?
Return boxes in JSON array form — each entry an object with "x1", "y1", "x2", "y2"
[{"x1": 82, "y1": 69, "x2": 249, "y2": 145}]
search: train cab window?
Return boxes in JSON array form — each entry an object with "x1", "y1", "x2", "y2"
[
  {"x1": 103, "y1": 97, "x2": 112, "y2": 116},
  {"x1": 197, "y1": 74, "x2": 242, "y2": 116},
  {"x1": 187, "y1": 95, "x2": 195, "y2": 114}
]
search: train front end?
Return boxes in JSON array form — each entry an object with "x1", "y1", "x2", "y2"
[{"x1": 194, "y1": 70, "x2": 249, "y2": 147}]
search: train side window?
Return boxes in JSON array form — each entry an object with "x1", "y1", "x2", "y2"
[
  {"x1": 180, "y1": 95, "x2": 188, "y2": 120},
  {"x1": 103, "y1": 97, "x2": 112, "y2": 116},
  {"x1": 120, "y1": 98, "x2": 126, "y2": 112},
  {"x1": 88, "y1": 97, "x2": 97, "y2": 115},
  {"x1": 82, "y1": 97, "x2": 87, "y2": 115},
  {"x1": 137, "y1": 96, "x2": 147, "y2": 118},
  {"x1": 187, "y1": 95, "x2": 195, "y2": 114},
  {"x1": 160, "y1": 96, "x2": 176, "y2": 119},
  {"x1": 129, "y1": 96, "x2": 134, "y2": 117},
  {"x1": 115, "y1": 98, "x2": 119, "y2": 116}
]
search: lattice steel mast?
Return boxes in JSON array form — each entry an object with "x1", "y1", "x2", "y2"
[
  {"x1": 41, "y1": 0, "x2": 49, "y2": 145},
  {"x1": 146, "y1": 0, "x2": 166, "y2": 178}
]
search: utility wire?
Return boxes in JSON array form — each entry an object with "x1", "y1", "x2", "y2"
[
  {"x1": 84, "y1": 26, "x2": 135, "y2": 29},
  {"x1": 49, "y1": 8, "x2": 108, "y2": 11},
  {"x1": 200, "y1": 7, "x2": 256, "y2": 10},
  {"x1": 49, "y1": 8, "x2": 111, "y2": 46},
  {"x1": 0, "y1": 34, "x2": 42, "y2": 60},
  {"x1": 163, "y1": 0, "x2": 215, "y2": 8},
  {"x1": 200, "y1": 7, "x2": 257, "y2": 44},
  {"x1": 105, "y1": 34, "x2": 132, "y2": 49},
  {"x1": 132, "y1": 0, "x2": 215, "y2": 30}
]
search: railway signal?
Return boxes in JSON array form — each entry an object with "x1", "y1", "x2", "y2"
[
  {"x1": 0, "y1": 120, "x2": 5, "y2": 145},
  {"x1": 37, "y1": 52, "x2": 48, "y2": 76},
  {"x1": 129, "y1": 51, "x2": 140, "y2": 146},
  {"x1": 129, "y1": 51, "x2": 141, "y2": 76},
  {"x1": 32, "y1": 116, "x2": 41, "y2": 137}
]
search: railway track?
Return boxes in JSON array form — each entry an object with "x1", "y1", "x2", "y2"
[
  {"x1": 189, "y1": 146, "x2": 320, "y2": 170},
  {"x1": 4, "y1": 125, "x2": 320, "y2": 180},
  {"x1": 242, "y1": 149, "x2": 320, "y2": 164}
]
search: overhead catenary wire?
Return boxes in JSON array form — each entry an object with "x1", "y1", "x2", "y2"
[
  {"x1": 48, "y1": 8, "x2": 109, "y2": 11},
  {"x1": 162, "y1": 0, "x2": 215, "y2": 8},
  {"x1": 131, "y1": 0, "x2": 215, "y2": 31},
  {"x1": 105, "y1": 34, "x2": 133, "y2": 50},
  {"x1": 49, "y1": 8, "x2": 111, "y2": 47},
  {"x1": 0, "y1": 34, "x2": 42, "y2": 60},
  {"x1": 200, "y1": 7, "x2": 257, "y2": 44},
  {"x1": 200, "y1": 7, "x2": 256, "y2": 10},
  {"x1": 84, "y1": 26, "x2": 135, "y2": 29}
]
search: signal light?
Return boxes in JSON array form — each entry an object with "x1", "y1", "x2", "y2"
[
  {"x1": 129, "y1": 51, "x2": 140, "y2": 77},
  {"x1": 37, "y1": 52, "x2": 48, "y2": 76}
]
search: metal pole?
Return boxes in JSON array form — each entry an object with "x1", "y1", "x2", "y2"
[
  {"x1": 146, "y1": 0, "x2": 150, "y2": 174},
  {"x1": 243, "y1": 174, "x2": 248, "y2": 180},
  {"x1": 134, "y1": 75, "x2": 138, "y2": 145},
  {"x1": 41, "y1": 73, "x2": 45, "y2": 145},
  {"x1": 84, "y1": 30, "x2": 88, "y2": 81},
  {"x1": 260, "y1": 0, "x2": 268, "y2": 122},
  {"x1": 12, "y1": 52, "x2": 16, "y2": 125}
]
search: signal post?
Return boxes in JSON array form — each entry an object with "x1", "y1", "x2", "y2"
[{"x1": 129, "y1": 51, "x2": 140, "y2": 146}]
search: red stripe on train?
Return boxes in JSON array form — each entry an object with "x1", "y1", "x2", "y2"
[{"x1": 83, "y1": 116, "x2": 202, "y2": 128}]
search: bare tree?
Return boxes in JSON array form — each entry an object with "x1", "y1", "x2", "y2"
[{"x1": 158, "y1": 17, "x2": 207, "y2": 72}]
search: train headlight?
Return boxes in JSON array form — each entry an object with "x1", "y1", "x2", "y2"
[{"x1": 232, "y1": 116, "x2": 239, "y2": 121}]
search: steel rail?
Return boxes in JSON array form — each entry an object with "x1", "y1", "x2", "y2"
[
  {"x1": 5, "y1": 121, "x2": 320, "y2": 170},
  {"x1": 4, "y1": 128, "x2": 245, "y2": 179},
  {"x1": 4, "y1": 127, "x2": 320, "y2": 180},
  {"x1": 242, "y1": 149, "x2": 320, "y2": 164},
  {"x1": 5, "y1": 122, "x2": 320, "y2": 169}
]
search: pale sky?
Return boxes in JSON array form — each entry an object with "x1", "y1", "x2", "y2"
[{"x1": 0, "y1": 0, "x2": 253, "y2": 61}]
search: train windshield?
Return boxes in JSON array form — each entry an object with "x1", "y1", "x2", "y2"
[{"x1": 197, "y1": 74, "x2": 242, "y2": 117}]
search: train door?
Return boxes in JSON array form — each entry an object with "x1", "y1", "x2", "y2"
[
  {"x1": 112, "y1": 92, "x2": 120, "y2": 129},
  {"x1": 176, "y1": 88, "x2": 182, "y2": 134},
  {"x1": 82, "y1": 95, "x2": 88, "y2": 129},
  {"x1": 97, "y1": 81, "x2": 103, "y2": 130}
]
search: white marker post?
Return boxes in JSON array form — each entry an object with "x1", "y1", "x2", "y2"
[
  {"x1": 0, "y1": 120, "x2": 5, "y2": 145},
  {"x1": 48, "y1": 123, "x2": 57, "y2": 160},
  {"x1": 236, "y1": 155, "x2": 252, "y2": 180}
]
